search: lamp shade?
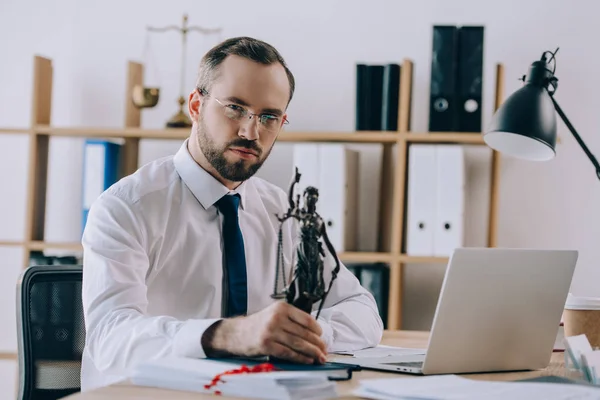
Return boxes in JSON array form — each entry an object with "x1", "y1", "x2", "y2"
[{"x1": 483, "y1": 60, "x2": 558, "y2": 161}]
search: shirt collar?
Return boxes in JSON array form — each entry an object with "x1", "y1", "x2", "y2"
[{"x1": 173, "y1": 139, "x2": 248, "y2": 210}]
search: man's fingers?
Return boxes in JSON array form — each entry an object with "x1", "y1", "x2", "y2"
[
  {"x1": 270, "y1": 329, "x2": 326, "y2": 363},
  {"x1": 267, "y1": 340, "x2": 314, "y2": 364},
  {"x1": 286, "y1": 306, "x2": 323, "y2": 336},
  {"x1": 281, "y1": 322, "x2": 327, "y2": 354}
]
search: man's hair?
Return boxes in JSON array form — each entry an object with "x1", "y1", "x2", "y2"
[{"x1": 196, "y1": 36, "x2": 295, "y2": 105}]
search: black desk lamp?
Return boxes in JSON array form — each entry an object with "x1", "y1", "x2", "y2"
[{"x1": 483, "y1": 48, "x2": 600, "y2": 181}]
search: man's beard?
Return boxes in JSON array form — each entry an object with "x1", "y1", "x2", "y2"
[{"x1": 196, "y1": 119, "x2": 270, "y2": 182}]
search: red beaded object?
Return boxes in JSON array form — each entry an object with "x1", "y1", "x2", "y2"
[{"x1": 204, "y1": 363, "x2": 278, "y2": 395}]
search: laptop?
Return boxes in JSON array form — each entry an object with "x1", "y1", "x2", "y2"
[{"x1": 344, "y1": 248, "x2": 578, "y2": 375}]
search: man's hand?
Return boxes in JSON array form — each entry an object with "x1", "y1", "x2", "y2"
[{"x1": 202, "y1": 301, "x2": 327, "y2": 364}]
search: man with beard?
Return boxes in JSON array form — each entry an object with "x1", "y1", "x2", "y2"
[{"x1": 80, "y1": 36, "x2": 383, "y2": 391}]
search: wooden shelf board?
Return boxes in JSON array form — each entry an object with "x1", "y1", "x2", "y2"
[
  {"x1": 28, "y1": 241, "x2": 83, "y2": 252},
  {"x1": 29, "y1": 126, "x2": 552, "y2": 147},
  {"x1": 35, "y1": 125, "x2": 189, "y2": 140},
  {"x1": 27, "y1": 125, "x2": 514, "y2": 146},
  {"x1": 278, "y1": 131, "x2": 400, "y2": 143},
  {"x1": 24, "y1": 242, "x2": 393, "y2": 264},
  {"x1": 399, "y1": 255, "x2": 449, "y2": 264},
  {"x1": 0, "y1": 240, "x2": 26, "y2": 247},
  {"x1": 339, "y1": 252, "x2": 394, "y2": 263},
  {"x1": 0, "y1": 352, "x2": 16, "y2": 360},
  {"x1": 0, "y1": 128, "x2": 30, "y2": 134},
  {"x1": 32, "y1": 125, "x2": 401, "y2": 143},
  {"x1": 404, "y1": 132, "x2": 485, "y2": 144}
]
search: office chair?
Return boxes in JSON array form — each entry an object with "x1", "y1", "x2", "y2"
[{"x1": 16, "y1": 264, "x2": 85, "y2": 400}]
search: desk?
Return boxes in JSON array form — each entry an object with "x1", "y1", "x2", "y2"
[{"x1": 65, "y1": 330, "x2": 577, "y2": 399}]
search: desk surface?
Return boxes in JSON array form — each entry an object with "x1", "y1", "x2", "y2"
[{"x1": 65, "y1": 330, "x2": 577, "y2": 399}]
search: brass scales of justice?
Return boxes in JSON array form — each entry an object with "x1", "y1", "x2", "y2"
[{"x1": 131, "y1": 14, "x2": 222, "y2": 128}]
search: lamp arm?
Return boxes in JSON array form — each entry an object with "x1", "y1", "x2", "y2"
[{"x1": 550, "y1": 96, "x2": 600, "y2": 181}]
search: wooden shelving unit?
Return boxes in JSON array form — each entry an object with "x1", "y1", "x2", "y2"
[
  {"x1": 0, "y1": 55, "x2": 505, "y2": 333},
  {"x1": 0, "y1": 241, "x2": 26, "y2": 247}
]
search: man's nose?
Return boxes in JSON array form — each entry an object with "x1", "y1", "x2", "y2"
[{"x1": 238, "y1": 115, "x2": 260, "y2": 141}]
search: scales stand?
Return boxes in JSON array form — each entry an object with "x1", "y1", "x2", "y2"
[{"x1": 136, "y1": 14, "x2": 222, "y2": 128}]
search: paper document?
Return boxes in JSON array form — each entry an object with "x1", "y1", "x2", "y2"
[
  {"x1": 354, "y1": 375, "x2": 600, "y2": 400},
  {"x1": 333, "y1": 345, "x2": 426, "y2": 357},
  {"x1": 566, "y1": 335, "x2": 595, "y2": 370},
  {"x1": 582, "y1": 351, "x2": 600, "y2": 385},
  {"x1": 130, "y1": 356, "x2": 337, "y2": 400}
]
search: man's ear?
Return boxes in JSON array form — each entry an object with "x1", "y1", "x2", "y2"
[{"x1": 188, "y1": 89, "x2": 202, "y2": 121}]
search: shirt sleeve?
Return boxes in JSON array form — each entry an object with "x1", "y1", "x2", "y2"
[
  {"x1": 283, "y1": 206, "x2": 384, "y2": 353},
  {"x1": 81, "y1": 192, "x2": 221, "y2": 377},
  {"x1": 313, "y1": 250, "x2": 384, "y2": 353}
]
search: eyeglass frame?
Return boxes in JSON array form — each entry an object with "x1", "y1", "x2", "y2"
[{"x1": 196, "y1": 87, "x2": 289, "y2": 130}]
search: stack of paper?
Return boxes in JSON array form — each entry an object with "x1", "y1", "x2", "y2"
[
  {"x1": 565, "y1": 334, "x2": 600, "y2": 384},
  {"x1": 130, "y1": 356, "x2": 337, "y2": 400},
  {"x1": 354, "y1": 375, "x2": 600, "y2": 399}
]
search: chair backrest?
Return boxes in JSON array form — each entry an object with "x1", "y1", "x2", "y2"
[{"x1": 16, "y1": 265, "x2": 85, "y2": 400}]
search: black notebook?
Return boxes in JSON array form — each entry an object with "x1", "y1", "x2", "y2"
[{"x1": 208, "y1": 357, "x2": 361, "y2": 381}]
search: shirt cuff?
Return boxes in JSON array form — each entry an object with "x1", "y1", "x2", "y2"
[
  {"x1": 172, "y1": 318, "x2": 222, "y2": 358},
  {"x1": 317, "y1": 318, "x2": 335, "y2": 352}
]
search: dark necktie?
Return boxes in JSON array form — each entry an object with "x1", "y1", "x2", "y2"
[{"x1": 216, "y1": 194, "x2": 247, "y2": 317}]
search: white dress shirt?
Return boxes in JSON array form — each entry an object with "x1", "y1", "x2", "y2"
[{"x1": 80, "y1": 139, "x2": 383, "y2": 391}]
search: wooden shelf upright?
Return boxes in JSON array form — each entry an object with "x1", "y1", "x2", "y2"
[
  {"x1": 0, "y1": 54, "x2": 505, "y2": 333},
  {"x1": 22, "y1": 56, "x2": 53, "y2": 265}
]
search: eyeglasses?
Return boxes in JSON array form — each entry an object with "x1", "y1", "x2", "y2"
[{"x1": 198, "y1": 88, "x2": 289, "y2": 132}]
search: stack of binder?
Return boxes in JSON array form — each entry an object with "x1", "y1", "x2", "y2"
[
  {"x1": 346, "y1": 263, "x2": 389, "y2": 328},
  {"x1": 355, "y1": 63, "x2": 401, "y2": 131},
  {"x1": 291, "y1": 144, "x2": 359, "y2": 253},
  {"x1": 428, "y1": 25, "x2": 485, "y2": 133},
  {"x1": 405, "y1": 144, "x2": 466, "y2": 257},
  {"x1": 81, "y1": 139, "x2": 122, "y2": 235}
]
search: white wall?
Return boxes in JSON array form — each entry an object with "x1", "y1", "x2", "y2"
[{"x1": 1, "y1": 0, "x2": 599, "y2": 394}]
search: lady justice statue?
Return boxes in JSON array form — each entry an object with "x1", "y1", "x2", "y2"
[{"x1": 272, "y1": 167, "x2": 341, "y2": 320}]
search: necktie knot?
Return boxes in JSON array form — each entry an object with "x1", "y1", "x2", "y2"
[{"x1": 216, "y1": 194, "x2": 240, "y2": 216}]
